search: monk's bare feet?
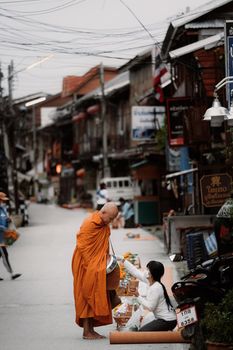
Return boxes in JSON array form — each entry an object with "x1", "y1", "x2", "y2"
[
  {"x1": 83, "y1": 332, "x2": 96, "y2": 340},
  {"x1": 92, "y1": 331, "x2": 106, "y2": 339},
  {"x1": 83, "y1": 331, "x2": 106, "y2": 340}
]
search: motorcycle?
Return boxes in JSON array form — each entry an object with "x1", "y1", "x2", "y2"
[{"x1": 172, "y1": 254, "x2": 233, "y2": 350}]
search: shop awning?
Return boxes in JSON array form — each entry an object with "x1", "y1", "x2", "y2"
[
  {"x1": 72, "y1": 112, "x2": 87, "y2": 122},
  {"x1": 86, "y1": 104, "x2": 100, "y2": 115},
  {"x1": 165, "y1": 168, "x2": 198, "y2": 179},
  {"x1": 130, "y1": 160, "x2": 148, "y2": 168},
  {"x1": 169, "y1": 32, "x2": 224, "y2": 59}
]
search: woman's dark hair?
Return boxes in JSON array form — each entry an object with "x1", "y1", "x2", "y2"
[
  {"x1": 146, "y1": 260, "x2": 174, "y2": 311},
  {"x1": 100, "y1": 183, "x2": 106, "y2": 190}
]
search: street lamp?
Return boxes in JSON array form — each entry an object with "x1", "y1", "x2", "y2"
[
  {"x1": 25, "y1": 96, "x2": 46, "y2": 200},
  {"x1": 203, "y1": 76, "x2": 233, "y2": 127}
]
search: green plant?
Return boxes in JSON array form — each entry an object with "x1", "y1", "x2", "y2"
[
  {"x1": 201, "y1": 289, "x2": 233, "y2": 344},
  {"x1": 155, "y1": 123, "x2": 167, "y2": 151}
]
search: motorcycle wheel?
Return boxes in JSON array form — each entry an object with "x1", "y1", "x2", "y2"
[
  {"x1": 181, "y1": 324, "x2": 196, "y2": 340},
  {"x1": 181, "y1": 323, "x2": 207, "y2": 350}
]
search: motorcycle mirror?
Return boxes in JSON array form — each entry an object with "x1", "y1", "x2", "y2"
[{"x1": 169, "y1": 253, "x2": 183, "y2": 262}]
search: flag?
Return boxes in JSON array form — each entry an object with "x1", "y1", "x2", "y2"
[{"x1": 153, "y1": 56, "x2": 170, "y2": 103}]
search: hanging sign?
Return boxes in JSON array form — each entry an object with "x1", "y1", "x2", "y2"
[
  {"x1": 131, "y1": 106, "x2": 165, "y2": 140},
  {"x1": 166, "y1": 97, "x2": 191, "y2": 146},
  {"x1": 200, "y1": 173, "x2": 232, "y2": 207}
]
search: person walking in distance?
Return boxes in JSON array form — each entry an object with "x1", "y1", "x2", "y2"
[
  {"x1": 0, "y1": 192, "x2": 21, "y2": 281},
  {"x1": 119, "y1": 197, "x2": 135, "y2": 228},
  {"x1": 96, "y1": 182, "x2": 109, "y2": 210},
  {"x1": 72, "y1": 202, "x2": 118, "y2": 339}
]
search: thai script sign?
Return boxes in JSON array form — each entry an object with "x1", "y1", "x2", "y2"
[
  {"x1": 200, "y1": 173, "x2": 232, "y2": 207},
  {"x1": 131, "y1": 106, "x2": 165, "y2": 141},
  {"x1": 166, "y1": 97, "x2": 191, "y2": 146}
]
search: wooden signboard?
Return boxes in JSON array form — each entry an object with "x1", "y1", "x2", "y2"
[{"x1": 200, "y1": 173, "x2": 232, "y2": 208}]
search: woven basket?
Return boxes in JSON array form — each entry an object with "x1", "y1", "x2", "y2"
[{"x1": 113, "y1": 315, "x2": 131, "y2": 328}]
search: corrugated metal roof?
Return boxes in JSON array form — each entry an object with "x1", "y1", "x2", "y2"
[
  {"x1": 162, "y1": 0, "x2": 231, "y2": 58},
  {"x1": 76, "y1": 71, "x2": 129, "y2": 106},
  {"x1": 170, "y1": 0, "x2": 231, "y2": 29},
  {"x1": 13, "y1": 92, "x2": 49, "y2": 105},
  {"x1": 169, "y1": 32, "x2": 224, "y2": 59},
  {"x1": 104, "y1": 71, "x2": 129, "y2": 95},
  {"x1": 185, "y1": 19, "x2": 225, "y2": 29}
]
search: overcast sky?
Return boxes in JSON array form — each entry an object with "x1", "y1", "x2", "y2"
[{"x1": 0, "y1": 0, "x2": 212, "y2": 99}]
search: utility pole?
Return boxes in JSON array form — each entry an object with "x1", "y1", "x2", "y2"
[
  {"x1": 32, "y1": 104, "x2": 38, "y2": 199},
  {"x1": 8, "y1": 60, "x2": 19, "y2": 213},
  {"x1": 25, "y1": 96, "x2": 46, "y2": 201},
  {"x1": 0, "y1": 64, "x2": 9, "y2": 194},
  {"x1": 99, "y1": 63, "x2": 110, "y2": 177}
]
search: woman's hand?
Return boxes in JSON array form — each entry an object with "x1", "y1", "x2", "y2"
[{"x1": 115, "y1": 255, "x2": 124, "y2": 262}]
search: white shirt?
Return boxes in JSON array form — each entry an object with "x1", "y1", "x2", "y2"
[
  {"x1": 124, "y1": 260, "x2": 176, "y2": 321},
  {"x1": 96, "y1": 188, "x2": 109, "y2": 205}
]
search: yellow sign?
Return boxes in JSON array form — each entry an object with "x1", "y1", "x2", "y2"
[{"x1": 200, "y1": 173, "x2": 232, "y2": 207}]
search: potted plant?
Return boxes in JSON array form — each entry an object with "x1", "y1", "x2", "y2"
[{"x1": 201, "y1": 289, "x2": 233, "y2": 349}]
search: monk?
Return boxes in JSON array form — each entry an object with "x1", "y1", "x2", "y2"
[{"x1": 72, "y1": 202, "x2": 118, "y2": 340}]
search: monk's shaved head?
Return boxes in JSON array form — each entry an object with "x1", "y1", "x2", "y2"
[
  {"x1": 99, "y1": 202, "x2": 118, "y2": 224},
  {"x1": 101, "y1": 202, "x2": 118, "y2": 215}
]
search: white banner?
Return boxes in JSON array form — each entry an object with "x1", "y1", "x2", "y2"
[{"x1": 131, "y1": 106, "x2": 165, "y2": 140}]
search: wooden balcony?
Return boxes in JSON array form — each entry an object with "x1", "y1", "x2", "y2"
[{"x1": 78, "y1": 134, "x2": 129, "y2": 158}]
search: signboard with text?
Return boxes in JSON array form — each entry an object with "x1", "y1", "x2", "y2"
[
  {"x1": 166, "y1": 97, "x2": 191, "y2": 147},
  {"x1": 131, "y1": 106, "x2": 165, "y2": 141},
  {"x1": 200, "y1": 173, "x2": 232, "y2": 208}
]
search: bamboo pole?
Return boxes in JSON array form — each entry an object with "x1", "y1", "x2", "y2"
[{"x1": 109, "y1": 331, "x2": 189, "y2": 344}]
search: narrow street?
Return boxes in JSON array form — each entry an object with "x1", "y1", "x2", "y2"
[{"x1": 0, "y1": 203, "x2": 189, "y2": 350}]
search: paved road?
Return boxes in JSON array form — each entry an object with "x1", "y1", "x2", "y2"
[{"x1": 0, "y1": 203, "x2": 189, "y2": 350}]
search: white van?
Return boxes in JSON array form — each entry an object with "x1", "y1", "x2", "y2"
[{"x1": 100, "y1": 176, "x2": 138, "y2": 203}]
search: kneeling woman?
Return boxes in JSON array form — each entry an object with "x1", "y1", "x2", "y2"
[{"x1": 119, "y1": 258, "x2": 177, "y2": 331}]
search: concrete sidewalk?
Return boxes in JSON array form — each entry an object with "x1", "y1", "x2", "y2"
[{"x1": 0, "y1": 203, "x2": 189, "y2": 350}]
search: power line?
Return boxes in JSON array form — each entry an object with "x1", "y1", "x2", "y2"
[
  {"x1": 0, "y1": 0, "x2": 207, "y2": 97},
  {"x1": 119, "y1": 0, "x2": 155, "y2": 43},
  {"x1": 1, "y1": 0, "x2": 88, "y2": 16}
]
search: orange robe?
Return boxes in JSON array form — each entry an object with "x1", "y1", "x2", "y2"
[{"x1": 72, "y1": 211, "x2": 112, "y2": 327}]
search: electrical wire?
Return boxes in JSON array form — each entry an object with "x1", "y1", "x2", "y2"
[
  {"x1": 119, "y1": 0, "x2": 155, "y2": 43},
  {"x1": 0, "y1": 0, "x2": 88, "y2": 16},
  {"x1": 0, "y1": 0, "x2": 207, "y2": 97}
]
